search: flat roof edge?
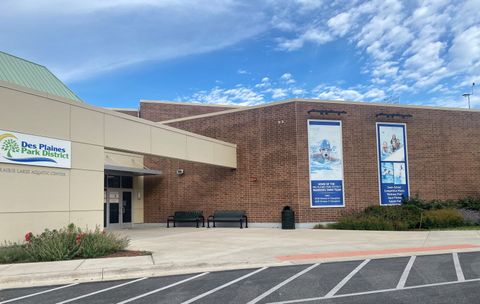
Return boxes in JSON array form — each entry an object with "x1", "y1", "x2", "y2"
[
  {"x1": 161, "y1": 100, "x2": 295, "y2": 123},
  {"x1": 160, "y1": 98, "x2": 480, "y2": 124},
  {"x1": 0, "y1": 80, "x2": 237, "y2": 149},
  {"x1": 105, "y1": 107, "x2": 139, "y2": 111},
  {"x1": 140, "y1": 99, "x2": 245, "y2": 108}
]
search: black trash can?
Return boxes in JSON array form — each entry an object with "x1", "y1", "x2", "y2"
[{"x1": 281, "y1": 206, "x2": 295, "y2": 229}]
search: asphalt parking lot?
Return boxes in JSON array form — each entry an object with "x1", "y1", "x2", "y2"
[{"x1": 1, "y1": 251, "x2": 480, "y2": 304}]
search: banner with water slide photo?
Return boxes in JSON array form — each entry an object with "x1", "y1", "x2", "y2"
[
  {"x1": 307, "y1": 120, "x2": 345, "y2": 207},
  {"x1": 376, "y1": 123, "x2": 410, "y2": 205}
]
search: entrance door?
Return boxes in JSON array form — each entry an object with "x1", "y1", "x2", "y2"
[
  {"x1": 121, "y1": 191, "x2": 132, "y2": 227},
  {"x1": 105, "y1": 189, "x2": 133, "y2": 228},
  {"x1": 106, "y1": 189, "x2": 120, "y2": 228},
  {"x1": 104, "y1": 174, "x2": 134, "y2": 228}
]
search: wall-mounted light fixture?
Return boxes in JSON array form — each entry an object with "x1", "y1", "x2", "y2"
[
  {"x1": 375, "y1": 113, "x2": 413, "y2": 119},
  {"x1": 176, "y1": 169, "x2": 185, "y2": 175},
  {"x1": 307, "y1": 109, "x2": 347, "y2": 116}
]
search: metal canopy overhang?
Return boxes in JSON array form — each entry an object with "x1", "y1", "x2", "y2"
[{"x1": 104, "y1": 165, "x2": 162, "y2": 176}]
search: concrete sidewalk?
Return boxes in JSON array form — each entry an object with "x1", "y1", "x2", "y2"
[{"x1": 1, "y1": 226, "x2": 480, "y2": 288}]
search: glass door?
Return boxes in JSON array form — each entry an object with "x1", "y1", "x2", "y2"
[
  {"x1": 121, "y1": 191, "x2": 132, "y2": 227},
  {"x1": 106, "y1": 189, "x2": 121, "y2": 228},
  {"x1": 104, "y1": 174, "x2": 134, "y2": 229}
]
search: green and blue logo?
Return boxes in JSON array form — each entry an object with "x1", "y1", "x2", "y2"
[{"x1": 0, "y1": 132, "x2": 70, "y2": 167}]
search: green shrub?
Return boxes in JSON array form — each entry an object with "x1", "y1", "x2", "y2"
[
  {"x1": 403, "y1": 196, "x2": 480, "y2": 211},
  {"x1": 0, "y1": 224, "x2": 130, "y2": 263},
  {"x1": 78, "y1": 228, "x2": 129, "y2": 258},
  {"x1": 326, "y1": 205, "x2": 423, "y2": 231},
  {"x1": 457, "y1": 197, "x2": 480, "y2": 211},
  {"x1": 422, "y1": 209, "x2": 467, "y2": 229},
  {"x1": 0, "y1": 243, "x2": 30, "y2": 263},
  {"x1": 331, "y1": 215, "x2": 395, "y2": 230},
  {"x1": 363, "y1": 205, "x2": 423, "y2": 229},
  {"x1": 24, "y1": 225, "x2": 80, "y2": 261}
]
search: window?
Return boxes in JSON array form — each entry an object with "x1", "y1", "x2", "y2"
[
  {"x1": 121, "y1": 176, "x2": 133, "y2": 189},
  {"x1": 107, "y1": 175, "x2": 121, "y2": 188},
  {"x1": 105, "y1": 175, "x2": 133, "y2": 189}
]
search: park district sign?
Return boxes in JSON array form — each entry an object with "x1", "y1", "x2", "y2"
[{"x1": 0, "y1": 130, "x2": 71, "y2": 169}]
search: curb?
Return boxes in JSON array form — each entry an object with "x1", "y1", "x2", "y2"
[{"x1": 2, "y1": 247, "x2": 480, "y2": 289}]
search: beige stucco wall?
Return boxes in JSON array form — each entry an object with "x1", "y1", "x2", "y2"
[{"x1": 0, "y1": 81, "x2": 236, "y2": 242}]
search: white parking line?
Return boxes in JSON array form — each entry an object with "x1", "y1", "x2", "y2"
[
  {"x1": 116, "y1": 272, "x2": 209, "y2": 304},
  {"x1": 246, "y1": 264, "x2": 321, "y2": 304},
  {"x1": 56, "y1": 277, "x2": 148, "y2": 304},
  {"x1": 0, "y1": 283, "x2": 78, "y2": 304},
  {"x1": 452, "y1": 252, "x2": 465, "y2": 281},
  {"x1": 182, "y1": 267, "x2": 268, "y2": 304},
  {"x1": 265, "y1": 277, "x2": 480, "y2": 304},
  {"x1": 396, "y1": 255, "x2": 416, "y2": 289},
  {"x1": 324, "y1": 259, "x2": 370, "y2": 298}
]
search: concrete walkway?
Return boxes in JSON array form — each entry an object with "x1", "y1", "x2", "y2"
[{"x1": 1, "y1": 226, "x2": 480, "y2": 288}]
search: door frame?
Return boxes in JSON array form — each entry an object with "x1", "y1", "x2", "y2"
[{"x1": 105, "y1": 187, "x2": 134, "y2": 229}]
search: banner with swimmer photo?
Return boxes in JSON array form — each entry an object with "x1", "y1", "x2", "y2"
[
  {"x1": 376, "y1": 123, "x2": 409, "y2": 205},
  {"x1": 307, "y1": 120, "x2": 344, "y2": 207}
]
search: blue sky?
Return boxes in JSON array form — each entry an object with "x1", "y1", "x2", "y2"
[{"x1": 1, "y1": 0, "x2": 479, "y2": 109}]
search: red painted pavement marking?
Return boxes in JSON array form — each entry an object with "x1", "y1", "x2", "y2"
[{"x1": 277, "y1": 244, "x2": 480, "y2": 261}]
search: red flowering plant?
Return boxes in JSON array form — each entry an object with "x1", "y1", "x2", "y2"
[
  {"x1": 75, "y1": 232, "x2": 86, "y2": 245},
  {"x1": 1, "y1": 224, "x2": 129, "y2": 263},
  {"x1": 25, "y1": 232, "x2": 33, "y2": 243}
]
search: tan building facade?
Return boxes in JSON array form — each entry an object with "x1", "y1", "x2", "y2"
[
  {"x1": 0, "y1": 81, "x2": 237, "y2": 242},
  {"x1": 2, "y1": 51, "x2": 480, "y2": 241}
]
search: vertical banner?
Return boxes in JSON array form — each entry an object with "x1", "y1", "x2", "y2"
[
  {"x1": 376, "y1": 123, "x2": 409, "y2": 205},
  {"x1": 308, "y1": 120, "x2": 344, "y2": 207}
]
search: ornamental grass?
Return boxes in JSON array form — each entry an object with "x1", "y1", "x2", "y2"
[{"x1": 0, "y1": 224, "x2": 129, "y2": 263}]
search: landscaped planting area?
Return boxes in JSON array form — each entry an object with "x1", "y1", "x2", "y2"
[
  {"x1": 0, "y1": 224, "x2": 131, "y2": 264},
  {"x1": 316, "y1": 197, "x2": 480, "y2": 231}
]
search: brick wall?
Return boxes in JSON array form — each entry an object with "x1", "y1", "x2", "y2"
[
  {"x1": 144, "y1": 102, "x2": 299, "y2": 223},
  {"x1": 294, "y1": 102, "x2": 480, "y2": 223},
  {"x1": 112, "y1": 109, "x2": 138, "y2": 117},
  {"x1": 139, "y1": 102, "x2": 238, "y2": 122},
  {"x1": 143, "y1": 100, "x2": 480, "y2": 224}
]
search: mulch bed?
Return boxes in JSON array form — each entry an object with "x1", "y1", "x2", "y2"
[{"x1": 102, "y1": 250, "x2": 151, "y2": 258}]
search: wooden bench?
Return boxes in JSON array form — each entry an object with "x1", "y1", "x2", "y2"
[
  {"x1": 167, "y1": 211, "x2": 205, "y2": 228},
  {"x1": 207, "y1": 211, "x2": 248, "y2": 229}
]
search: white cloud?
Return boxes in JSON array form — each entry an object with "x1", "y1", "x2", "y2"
[
  {"x1": 448, "y1": 26, "x2": 480, "y2": 70},
  {"x1": 363, "y1": 88, "x2": 386, "y2": 100},
  {"x1": 277, "y1": 28, "x2": 332, "y2": 51},
  {"x1": 3, "y1": 0, "x2": 479, "y2": 109},
  {"x1": 313, "y1": 84, "x2": 387, "y2": 102},
  {"x1": 271, "y1": 16, "x2": 297, "y2": 32},
  {"x1": 272, "y1": 0, "x2": 480, "y2": 100},
  {"x1": 255, "y1": 77, "x2": 271, "y2": 88},
  {"x1": 292, "y1": 88, "x2": 305, "y2": 95},
  {"x1": 371, "y1": 61, "x2": 399, "y2": 78},
  {"x1": 0, "y1": 0, "x2": 267, "y2": 81},
  {"x1": 404, "y1": 42, "x2": 445, "y2": 75},
  {"x1": 271, "y1": 88, "x2": 288, "y2": 98},
  {"x1": 187, "y1": 86, "x2": 265, "y2": 106},
  {"x1": 327, "y1": 12, "x2": 351, "y2": 37},
  {"x1": 294, "y1": 0, "x2": 325, "y2": 12},
  {"x1": 184, "y1": 70, "x2": 326, "y2": 105},
  {"x1": 186, "y1": 82, "x2": 390, "y2": 106},
  {"x1": 280, "y1": 72, "x2": 296, "y2": 84}
]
